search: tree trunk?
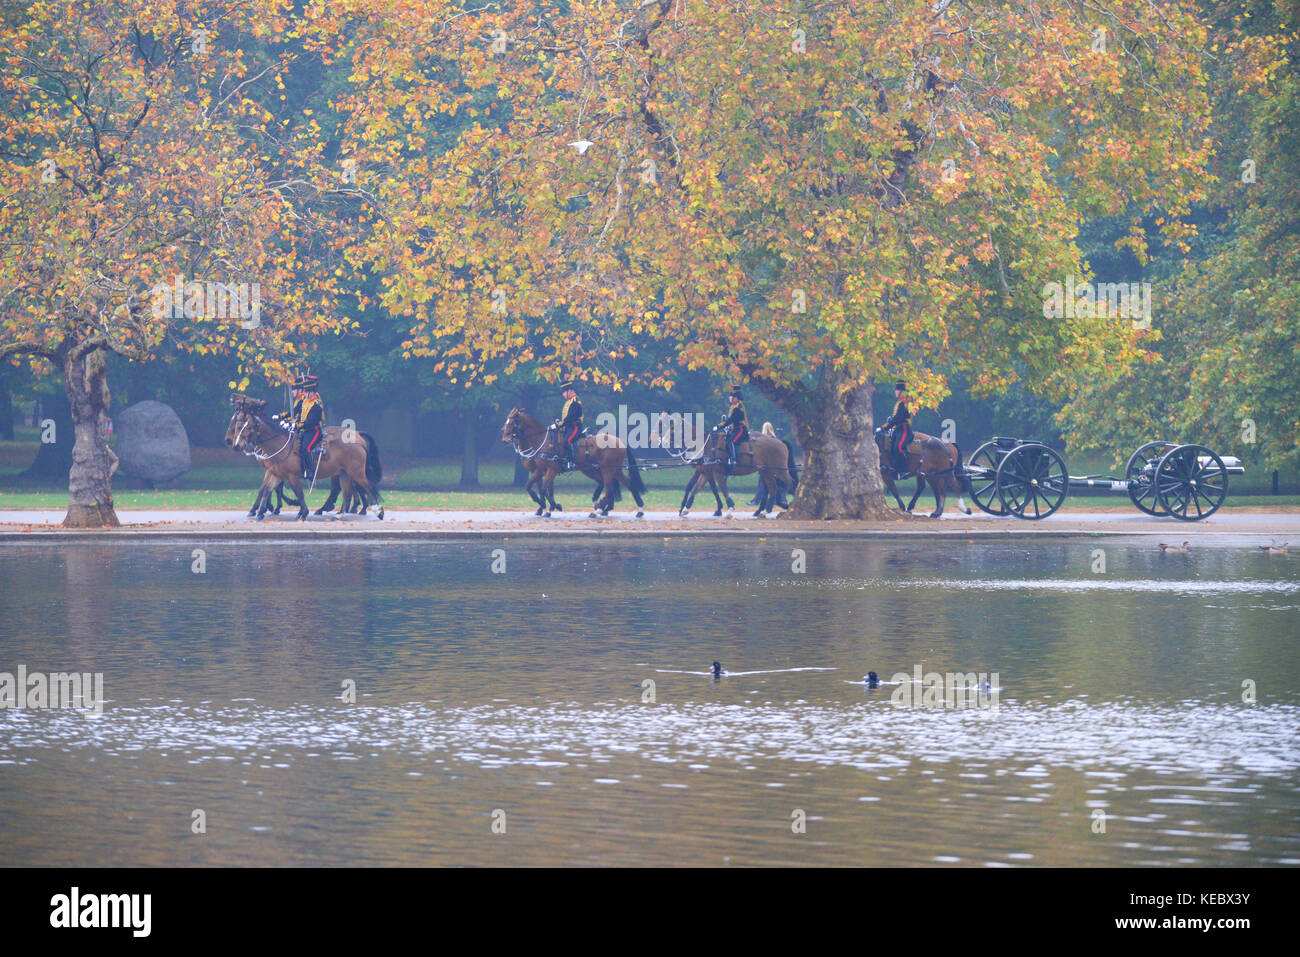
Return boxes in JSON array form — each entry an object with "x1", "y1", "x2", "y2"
[
  {"x1": 459, "y1": 412, "x2": 480, "y2": 487},
  {"x1": 780, "y1": 369, "x2": 893, "y2": 520},
  {"x1": 61, "y1": 346, "x2": 119, "y2": 528}
]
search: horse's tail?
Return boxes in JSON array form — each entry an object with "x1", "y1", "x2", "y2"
[
  {"x1": 953, "y1": 440, "x2": 971, "y2": 494},
  {"x1": 362, "y1": 432, "x2": 383, "y2": 501},
  {"x1": 782, "y1": 439, "x2": 799, "y2": 492},
  {"x1": 626, "y1": 447, "x2": 647, "y2": 496},
  {"x1": 361, "y1": 432, "x2": 383, "y2": 483}
]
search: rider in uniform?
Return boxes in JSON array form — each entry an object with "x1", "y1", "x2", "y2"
[
  {"x1": 882, "y1": 379, "x2": 913, "y2": 474},
  {"x1": 718, "y1": 386, "x2": 750, "y2": 471},
  {"x1": 555, "y1": 380, "x2": 583, "y2": 470},
  {"x1": 291, "y1": 374, "x2": 324, "y2": 479}
]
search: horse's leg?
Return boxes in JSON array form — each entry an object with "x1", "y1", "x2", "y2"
[
  {"x1": 618, "y1": 469, "x2": 645, "y2": 518},
  {"x1": 524, "y1": 471, "x2": 545, "y2": 515},
  {"x1": 250, "y1": 474, "x2": 271, "y2": 518},
  {"x1": 706, "y1": 471, "x2": 725, "y2": 517},
  {"x1": 906, "y1": 475, "x2": 924, "y2": 513},
  {"x1": 334, "y1": 473, "x2": 355, "y2": 516},
  {"x1": 257, "y1": 471, "x2": 281, "y2": 520},
  {"x1": 754, "y1": 472, "x2": 777, "y2": 518},
  {"x1": 542, "y1": 468, "x2": 557, "y2": 517},
  {"x1": 719, "y1": 472, "x2": 735, "y2": 516},
  {"x1": 592, "y1": 465, "x2": 614, "y2": 517},
  {"x1": 679, "y1": 472, "x2": 699, "y2": 516},
  {"x1": 929, "y1": 474, "x2": 946, "y2": 519},
  {"x1": 290, "y1": 472, "x2": 309, "y2": 520},
  {"x1": 882, "y1": 475, "x2": 907, "y2": 512}
]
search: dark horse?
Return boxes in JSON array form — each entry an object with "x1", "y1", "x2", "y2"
[
  {"x1": 658, "y1": 418, "x2": 796, "y2": 518},
  {"x1": 502, "y1": 408, "x2": 646, "y2": 518},
  {"x1": 873, "y1": 427, "x2": 971, "y2": 518},
  {"x1": 226, "y1": 396, "x2": 384, "y2": 520}
]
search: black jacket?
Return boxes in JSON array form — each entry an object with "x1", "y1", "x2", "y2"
[
  {"x1": 884, "y1": 399, "x2": 910, "y2": 430},
  {"x1": 560, "y1": 397, "x2": 582, "y2": 430},
  {"x1": 720, "y1": 402, "x2": 748, "y2": 432}
]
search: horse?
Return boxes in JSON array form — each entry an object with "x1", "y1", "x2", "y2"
[
  {"x1": 657, "y1": 417, "x2": 795, "y2": 518},
  {"x1": 504, "y1": 432, "x2": 606, "y2": 516},
  {"x1": 226, "y1": 396, "x2": 384, "y2": 520},
  {"x1": 225, "y1": 411, "x2": 377, "y2": 517},
  {"x1": 501, "y1": 408, "x2": 646, "y2": 518},
  {"x1": 873, "y1": 426, "x2": 972, "y2": 518}
]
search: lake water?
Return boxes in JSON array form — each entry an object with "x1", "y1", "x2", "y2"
[{"x1": 1, "y1": 539, "x2": 1297, "y2": 866}]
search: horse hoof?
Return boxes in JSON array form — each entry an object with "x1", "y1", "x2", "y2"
[
  {"x1": 543, "y1": 511, "x2": 552, "y2": 518},
  {"x1": 964, "y1": 508, "x2": 972, "y2": 516},
  {"x1": 554, "y1": 504, "x2": 563, "y2": 512},
  {"x1": 377, "y1": 508, "x2": 384, "y2": 520},
  {"x1": 753, "y1": 510, "x2": 764, "y2": 519},
  {"x1": 635, "y1": 511, "x2": 644, "y2": 518},
  {"x1": 588, "y1": 511, "x2": 597, "y2": 518}
]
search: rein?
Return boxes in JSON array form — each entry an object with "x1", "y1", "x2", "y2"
[{"x1": 241, "y1": 411, "x2": 294, "y2": 461}]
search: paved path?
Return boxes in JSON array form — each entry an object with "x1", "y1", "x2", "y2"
[{"x1": 1, "y1": 508, "x2": 1296, "y2": 545}]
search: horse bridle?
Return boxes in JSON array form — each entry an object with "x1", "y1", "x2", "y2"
[
  {"x1": 233, "y1": 408, "x2": 293, "y2": 461},
  {"x1": 506, "y1": 413, "x2": 549, "y2": 459}
]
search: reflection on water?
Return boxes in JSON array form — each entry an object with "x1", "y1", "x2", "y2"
[{"x1": 0, "y1": 540, "x2": 1297, "y2": 866}]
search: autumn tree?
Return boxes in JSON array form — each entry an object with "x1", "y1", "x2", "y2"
[
  {"x1": 325, "y1": 0, "x2": 1212, "y2": 518},
  {"x1": 0, "y1": 0, "x2": 356, "y2": 525},
  {"x1": 1060, "y1": 0, "x2": 1300, "y2": 476}
]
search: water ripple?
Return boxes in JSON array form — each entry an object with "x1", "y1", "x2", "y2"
[{"x1": 2, "y1": 698, "x2": 1296, "y2": 782}]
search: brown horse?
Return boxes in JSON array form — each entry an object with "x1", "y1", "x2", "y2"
[
  {"x1": 501, "y1": 408, "x2": 646, "y2": 518},
  {"x1": 873, "y1": 427, "x2": 971, "y2": 518},
  {"x1": 658, "y1": 418, "x2": 795, "y2": 518},
  {"x1": 226, "y1": 396, "x2": 384, "y2": 520},
  {"x1": 224, "y1": 407, "x2": 376, "y2": 517}
]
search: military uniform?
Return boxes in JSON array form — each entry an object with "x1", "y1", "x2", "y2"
[
  {"x1": 291, "y1": 374, "x2": 324, "y2": 479},
  {"x1": 556, "y1": 380, "x2": 583, "y2": 469},
  {"x1": 719, "y1": 387, "x2": 750, "y2": 469},
  {"x1": 882, "y1": 380, "x2": 912, "y2": 473}
]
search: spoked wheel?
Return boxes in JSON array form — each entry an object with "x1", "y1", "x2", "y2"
[
  {"x1": 995, "y1": 443, "x2": 1069, "y2": 520},
  {"x1": 1155, "y1": 444, "x2": 1228, "y2": 521},
  {"x1": 1124, "y1": 441, "x2": 1177, "y2": 516},
  {"x1": 966, "y1": 441, "x2": 1009, "y2": 516}
]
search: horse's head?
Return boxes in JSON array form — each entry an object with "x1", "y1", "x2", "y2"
[
  {"x1": 225, "y1": 397, "x2": 268, "y2": 452},
  {"x1": 501, "y1": 407, "x2": 523, "y2": 443}
]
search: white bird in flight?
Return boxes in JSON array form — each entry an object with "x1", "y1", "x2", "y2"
[{"x1": 569, "y1": 140, "x2": 593, "y2": 154}]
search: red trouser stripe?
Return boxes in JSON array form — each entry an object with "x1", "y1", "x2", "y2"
[{"x1": 567, "y1": 425, "x2": 578, "y2": 443}]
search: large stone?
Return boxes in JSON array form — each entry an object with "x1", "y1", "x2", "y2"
[{"x1": 114, "y1": 400, "x2": 191, "y2": 485}]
